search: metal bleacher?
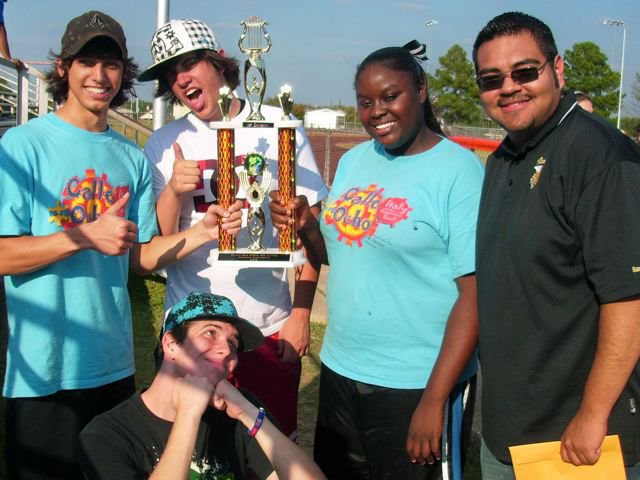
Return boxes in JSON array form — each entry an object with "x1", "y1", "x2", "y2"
[
  {"x1": 0, "y1": 58, "x2": 151, "y2": 141},
  {"x1": 0, "y1": 58, "x2": 51, "y2": 135}
]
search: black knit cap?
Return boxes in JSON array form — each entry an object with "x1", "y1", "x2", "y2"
[{"x1": 60, "y1": 11, "x2": 127, "y2": 58}]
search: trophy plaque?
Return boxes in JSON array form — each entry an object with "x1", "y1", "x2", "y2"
[{"x1": 208, "y1": 17, "x2": 305, "y2": 268}]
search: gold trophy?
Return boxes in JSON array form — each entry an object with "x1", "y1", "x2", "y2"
[{"x1": 208, "y1": 18, "x2": 305, "y2": 267}]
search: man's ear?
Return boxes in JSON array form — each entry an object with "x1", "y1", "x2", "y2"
[
  {"x1": 553, "y1": 54, "x2": 565, "y2": 90},
  {"x1": 217, "y1": 48, "x2": 227, "y2": 59},
  {"x1": 162, "y1": 332, "x2": 179, "y2": 359}
]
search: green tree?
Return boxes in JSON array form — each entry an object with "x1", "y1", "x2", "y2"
[
  {"x1": 263, "y1": 95, "x2": 307, "y2": 119},
  {"x1": 427, "y1": 44, "x2": 484, "y2": 126},
  {"x1": 620, "y1": 117, "x2": 640, "y2": 139},
  {"x1": 563, "y1": 42, "x2": 619, "y2": 118}
]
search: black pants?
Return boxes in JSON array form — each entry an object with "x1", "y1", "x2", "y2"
[
  {"x1": 314, "y1": 364, "x2": 446, "y2": 480},
  {"x1": 5, "y1": 375, "x2": 135, "y2": 480}
]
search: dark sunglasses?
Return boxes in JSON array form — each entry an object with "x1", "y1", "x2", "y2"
[{"x1": 476, "y1": 61, "x2": 549, "y2": 92}]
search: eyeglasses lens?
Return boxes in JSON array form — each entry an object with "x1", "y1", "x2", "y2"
[{"x1": 477, "y1": 66, "x2": 541, "y2": 92}]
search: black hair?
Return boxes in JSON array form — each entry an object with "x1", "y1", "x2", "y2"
[
  {"x1": 154, "y1": 49, "x2": 241, "y2": 104},
  {"x1": 355, "y1": 46, "x2": 444, "y2": 136},
  {"x1": 45, "y1": 36, "x2": 138, "y2": 108},
  {"x1": 472, "y1": 12, "x2": 558, "y2": 71}
]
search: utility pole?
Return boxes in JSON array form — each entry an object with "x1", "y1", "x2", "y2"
[
  {"x1": 425, "y1": 20, "x2": 438, "y2": 75},
  {"x1": 603, "y1": 19, "x2": 626, "y2": 129},
  {"x1": 153, "y1": 0, "x2": 169, "y2": 130}
]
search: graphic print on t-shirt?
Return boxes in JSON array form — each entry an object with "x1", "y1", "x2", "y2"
[
  {"x1": 193, "y1": 159, "x2": 218, "y2": 213},
  {"x1": 323, "y1": 184, "x2": 412, "y2": 246},
  {"x1": 48, "y1": 169, "x2": 130, "y2": 229},
  {"x1": 189, "y1": 455, "x2": 235, "y2": 479}
]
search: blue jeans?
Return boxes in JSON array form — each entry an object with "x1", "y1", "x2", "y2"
[
  {"x1": 481, "y1": 437, "x2": 640, "y2": 480},
  {"x1": 480, "y1": 438, "x2": 515, "y2": 480}
]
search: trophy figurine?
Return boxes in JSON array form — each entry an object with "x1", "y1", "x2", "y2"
[
  {"x1": 238, "y1": 16, "x2": 271, "y2": 122},
  {"x1": 238, "y1": 153, "x2": 272, "y2": 251}
]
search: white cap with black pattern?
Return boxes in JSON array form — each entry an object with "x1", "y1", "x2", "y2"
[{"x1": 138, "y1": 19, "x2": 220, "y2": 82}]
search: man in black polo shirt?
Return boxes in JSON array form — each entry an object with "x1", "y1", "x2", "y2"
[{"x1": 472, "y1": 11, "x2": 640, "y2": 480}]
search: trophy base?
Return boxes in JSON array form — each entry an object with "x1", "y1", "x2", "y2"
[{"x1": 208, "y1": 248, "x2": 307, "y2": 268}]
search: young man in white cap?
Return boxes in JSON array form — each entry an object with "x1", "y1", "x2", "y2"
[
  {"x1": 0, "y1": 11, "x2": 241, "y2": 479},
  {"x1": 79, "y1": 292, "x2": 326, "y2": 480},
  {"x1": 139, "y1": 19, "x2": 328, "y2": 439}
]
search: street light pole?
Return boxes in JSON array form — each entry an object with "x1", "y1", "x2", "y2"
[
  {"x1": 425, "y1": 20, "x2": 438, "y2": 75},
  {"x1": 603, "y1": 19, "x2": 626, "y2": 130}
]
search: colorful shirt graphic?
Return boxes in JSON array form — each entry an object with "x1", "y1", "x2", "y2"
[
  {"x1": 49, "y1": 169, "x2": 130, "y2": 229},
  {"x1": 323, "y1": 184, "x2": 412, "y2": 246}
]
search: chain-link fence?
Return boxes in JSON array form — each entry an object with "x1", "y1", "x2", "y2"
[{"x1": 305, "y1": 125, "x2": 504, "y2": 186}]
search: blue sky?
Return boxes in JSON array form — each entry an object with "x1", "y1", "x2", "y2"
[{"x1": 8, "y1": 0, "x2": 640, "y2": 114}]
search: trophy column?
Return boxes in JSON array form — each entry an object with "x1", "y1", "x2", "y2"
[
  {"x1": 212, "y1": 87, "x2": 237, "y2": 252},
  {"x1": 217, "y1": 126, "x2": 236, "y2": 252},
  {"x1": 276, "y1": 86, "x2": 300, "y2": 253}
]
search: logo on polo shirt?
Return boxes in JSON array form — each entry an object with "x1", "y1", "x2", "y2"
[
  {"x1": 632, "y1": 266, "x2": 640, "y2": 273},
  {"x1": 529, "y1": 156, "x2": 546, "y2": 189}
]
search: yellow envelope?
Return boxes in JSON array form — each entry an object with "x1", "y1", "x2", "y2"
[{"x1": 509, "y1": 435, "x2": 626, "y2": 480}]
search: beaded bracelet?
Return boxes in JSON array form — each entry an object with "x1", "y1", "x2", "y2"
[{"x1": 247, "y1": 407, "x2": 266, "y2": 438}]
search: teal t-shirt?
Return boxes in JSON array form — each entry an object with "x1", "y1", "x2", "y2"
[
  {"x1": 320, "y1": 139, "x2": 484, "y2": 388},
  {"x1": 0, "y1": 113, "x2": 158, "y2": 397}
]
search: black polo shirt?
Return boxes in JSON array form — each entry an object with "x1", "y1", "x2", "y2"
[{"x1": 477, "y1": 92, "x2": 640, "y2": 465}]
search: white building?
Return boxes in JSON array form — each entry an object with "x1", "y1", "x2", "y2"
[{"x1": 304, "y1": 108, "x2": 346, "y2": 130}]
